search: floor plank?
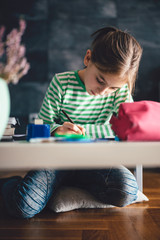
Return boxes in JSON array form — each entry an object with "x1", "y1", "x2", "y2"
[{"x1": 82, "y1": 230, "x2": 110, "y2": 240}]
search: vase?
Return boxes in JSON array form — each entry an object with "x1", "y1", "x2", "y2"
[{"x1": 0, "y1": 77, "x2": 10, "y2": 140}]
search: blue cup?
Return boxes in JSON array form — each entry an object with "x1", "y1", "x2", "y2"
[{"x1": 27, "y1": 123, "x2": 50, "y2": 141}]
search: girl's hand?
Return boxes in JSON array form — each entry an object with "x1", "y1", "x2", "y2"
[{"x1": 52, "y1": 122, "x2": 85, "y2": 136}]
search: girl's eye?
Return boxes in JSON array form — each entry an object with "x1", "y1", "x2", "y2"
[
  {"x1": 96, "y1": 77, "x2": 105, "y2": 85},
  {"x1": 110, "y1": 87, "x2": 116, "y2": 90}
]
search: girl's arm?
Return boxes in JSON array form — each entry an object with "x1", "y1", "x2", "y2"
[
  {"x1": 38, "y1": 75, "x2": 85, "y2": 135},
  {"x1": 79, "y1": 123, "x2": 115, "y2": 138}
]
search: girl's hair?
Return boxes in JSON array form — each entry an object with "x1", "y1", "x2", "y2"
[{"x1": 91, "y1": 26, "x2": 143, "y2": 94}]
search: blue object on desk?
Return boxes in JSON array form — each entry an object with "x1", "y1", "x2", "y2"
[
  {"x1": 57, "y1": 138, "x2": 95, "y2": 143},
  {"x1": 115, "y1": 136, "x2": 120, "y2": 141},
  {"x1": 54, "y1": 133, "x2": 94, "y2": 143},
  {"x1": 27, "y1": 124, "x2": 50, "y2": 141}
]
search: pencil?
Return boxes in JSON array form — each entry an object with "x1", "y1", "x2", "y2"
[{"x1": 61, "y1": 109, "x2": 74, "y2": 124}]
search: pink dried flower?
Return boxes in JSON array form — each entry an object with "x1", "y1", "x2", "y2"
[
  {"x1": 0, "y1": 19, "x2": 30, "y2": 84},
  {"x1": 18, "y1": 45, "x2": 26, "y2": 58}
]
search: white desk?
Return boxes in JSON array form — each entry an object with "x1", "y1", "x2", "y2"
[{"x1": 0, "y1": 141, "x2": 159, "y2": 170}]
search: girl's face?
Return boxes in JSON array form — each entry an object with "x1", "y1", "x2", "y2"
[{"x1": 81, "y1": 50, "x2": 126, "y2": 96}]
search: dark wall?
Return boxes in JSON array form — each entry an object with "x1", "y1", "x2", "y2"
[{"x1": 0, "y1": 0, "x2": 160, "y2": 117}]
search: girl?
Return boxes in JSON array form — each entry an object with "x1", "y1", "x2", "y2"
[{"x1": 1, "y1": 26, "x2": 142, "y2": 218}]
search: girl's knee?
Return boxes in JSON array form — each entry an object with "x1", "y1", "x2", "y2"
[
  {"x1": 3, "y1": 169, "x2": 66, "y2": 218},
  {"x1": 96, "y1": 184, "x2": 138, "y2": 207},
  {"x1": 95, "y1": 166, "x2": 138, "y2": 207},
  {"x1": 3, "y1": 171, "x2": 50, "y2": 218},
  {"x1": 111, "y1": 167, "x2": 138, "y2": 206},
  {"x1": 13, "y1": 176, "x2": 50, "y2": 218},
  {"x1": 13, "y1": 188, "x2": 48, "y2": 218},
  {"x1": 115, "y1": 182, "x2": 138, "y2": 207}
]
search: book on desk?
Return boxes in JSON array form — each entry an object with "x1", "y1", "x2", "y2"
[{"x1": 1, "y1": 117, "x2": 26, "y2": 141}]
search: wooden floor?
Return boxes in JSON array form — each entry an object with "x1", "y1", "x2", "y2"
[{"x1": 0, "y1": 169, "x2": 160, "y2": 240}]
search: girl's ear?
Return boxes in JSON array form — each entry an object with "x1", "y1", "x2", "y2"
[{"x1": 83, "y1": 49, "x2": 92, "y2": 66}]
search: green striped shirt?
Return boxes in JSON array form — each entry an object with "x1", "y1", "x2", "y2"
[{"x1": 38, "y1": 70, "x2": 132, "y2": 138}]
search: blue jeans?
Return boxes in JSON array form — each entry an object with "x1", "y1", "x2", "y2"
[{"x1": 2, "y1": 166, "x2": 138, "y2": 218}]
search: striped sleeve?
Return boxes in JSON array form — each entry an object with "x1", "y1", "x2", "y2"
[
  {"x1": 38, "y1": 75, "x2": 63, "y2": 132},
  {"x1": 81, "y1": 123, "x2": 115, "y2": 138}
]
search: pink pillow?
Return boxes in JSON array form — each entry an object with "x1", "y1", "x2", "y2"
[{"x1": 110, "y1": 101, "x2": 160, "y2": 141}]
